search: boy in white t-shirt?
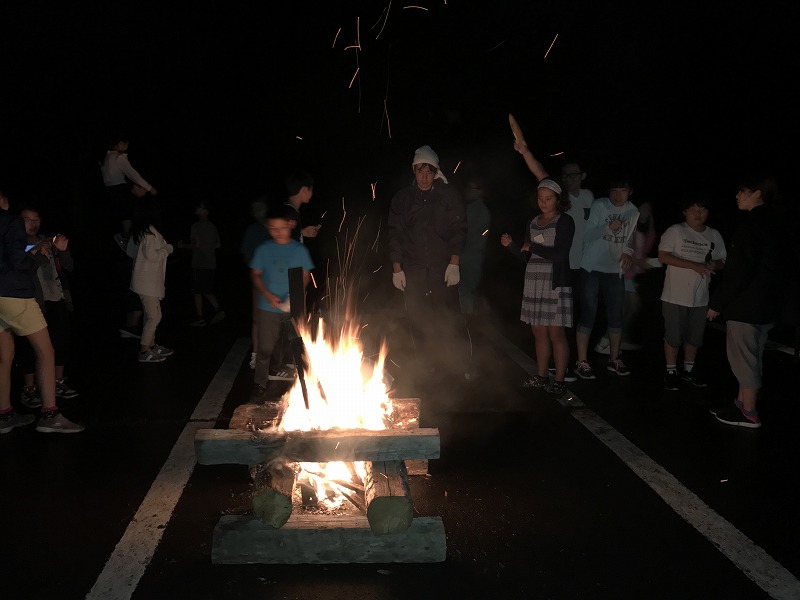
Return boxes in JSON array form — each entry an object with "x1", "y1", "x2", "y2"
[{"x1": 658, "y1": 199, "x2": 726, "y2": 390}]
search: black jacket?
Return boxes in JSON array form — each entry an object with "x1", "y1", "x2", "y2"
[
  {"x1": 388, "y1": 181, "x2": 466, "y2": 269},
  {"x1": 506, "y1": 212, "x2": 575, "y2": 289},
  {"x1": 709, "y1": 204, "x2": 781, "y2": 324},
  {"x1": 0, "y1": 211, "x2": 37, "y2": 299}
]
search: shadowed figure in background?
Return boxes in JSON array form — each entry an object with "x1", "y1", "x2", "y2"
[
  {"x1": 458, "y1": 174, "x2": 491, "y2": 318},
  {"x1": 708, "y1": 174, "x2": 784, "y2": 429},
  {"x1": 388, "y1": 145, "x2": 469, "y2": 381}
]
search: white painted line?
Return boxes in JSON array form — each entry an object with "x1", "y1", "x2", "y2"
[
  {"x1": 488, "y1": 327, "x2": 800, "y2": 600},
  {"x1": 86, "y1": 338, "x2": 250, "y2": 600}
]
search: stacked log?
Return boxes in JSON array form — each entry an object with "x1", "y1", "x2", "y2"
[{"x1": 363, "y1": 460, "x2": 413, "y2": 534}]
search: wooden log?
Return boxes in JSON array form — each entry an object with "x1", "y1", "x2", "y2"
[
  {"x1": 195, "y1": 427, "x2": 440, "y2": 465},
  {"x1": 250, "y1": 461, "x2": 296, "y2": 529},
  {"x1": 212, "y1": 515, "x2": 446, "y2": 564},
  {"x1": 363, "y1": 461, "x2": 413, "y2": 534},
  {"x1": 224, "y1": 400, "x2": 428, "y2": 474},
  {"x1": 229, "y1": 403, "x2": 281, "y2": 431}
]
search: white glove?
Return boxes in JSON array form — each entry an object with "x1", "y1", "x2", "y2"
[
  {"x1": 276, "y1": 298, "x2": 291, "y2": 313},
  {"x1": 392, "y1": 270, "x2": 406, "y2": 291},
  {"x1": 445, "y1": 264, "x2": 460, "y2": 286}
]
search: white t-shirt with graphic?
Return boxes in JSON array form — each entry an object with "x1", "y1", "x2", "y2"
[
  {"x1": 659, "y1": 222, "x2": 727, "y2": 307},
  {"x1": 580, "y1": 198, "x2": 639, "y2": 274},
  {"x1": 566, "y1": 188, "x2": 595, "y2": 269}
]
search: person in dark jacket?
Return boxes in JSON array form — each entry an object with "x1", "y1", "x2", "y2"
[
  {"x1": 707, "y1": 174, "x2": 782, "y2": 428},
  {"x1": 388, "y1": 145, "x2": 468, "y2": 379},
  {"x1": 0, "y1": 199, "x2": 83, "y2": 433}
]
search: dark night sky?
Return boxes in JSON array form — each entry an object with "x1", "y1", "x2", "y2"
[{"x1": 1, "y1": 1, "x2": 798, "y2": 235}]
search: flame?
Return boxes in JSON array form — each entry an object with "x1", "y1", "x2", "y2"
[{"x1": 280, "y1": 318, "x2": 392, "y2": 432}]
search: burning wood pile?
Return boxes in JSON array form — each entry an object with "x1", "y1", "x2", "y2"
[{"x1": 194, "y1": 318, "x2": 445, "y2": 564}]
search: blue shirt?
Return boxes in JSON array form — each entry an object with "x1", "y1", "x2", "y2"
[{"x1": 249, "y1": 240, "x2": 314, "y2": 312}]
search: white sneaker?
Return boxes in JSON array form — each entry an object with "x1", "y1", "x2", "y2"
[
  {"x1": 152, "y1": 344, "x2": 174, "y2": 357},
  {"x1": 269, "y1": 364, "x2": 297, "y2": 381},
  {"x1": 35, "y1": 411, "x2": 84, "y2": 433}
]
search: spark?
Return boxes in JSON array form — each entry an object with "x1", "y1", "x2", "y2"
[
  {"x1": 389, "y1": 359, "x2": 400, "y2": 368},
  {"x1": 543, "y1": 33, "x2": 559, "y2": 59},
  {"x1": 321, "y1": 211, "x2": 328, "y2": 219},
  {"x1": 348, "y1": 67, "x2": 360, "y2": 88},
  {"x1": 332, "y1": 27, "x2": 341, "y2": 48},
  {"x1": 339, "y1": 197, "x2": 347, "y2": 232},
  {"x1": 482, "y1": 229, "x2": 489, "y2": 236},
  {"x1": 383, "y1": 99, "x2": 392, "y2": 139},
  {"x1": 550, "y1": 151, "x2": 564, "y2": 157},
  {"x1": 372, "y1": 265, "x2": 383, "y2": 273},
  {"x1": 453, "y1": 160, "x2": 461, "y2": 174},
  {"x1": 720, "y1": 479, "x2": 729, "y2": 483},
  {"x1": 371, "y1": 182, "x2": 377, "y2": 199},
  {"x1": 488, "y1": 40, "x2": 506, "y2": 52},
  {"x1": 336, "y1": 442, "x2": 340, "y2": 449},
  {"x1": 361, "y1": 324, "x2": 369, "y2": 329},
  {"x1": 295, "y1": 136, "x2": 303, "y2": 141},
  {"x1": 357, "y1": 16, "x2": 361, "y2": 50},
  {"x1": 310, "y1": 273, "x2": 318, "y2": 288},
  {"x1": 375, "y1": 1, "x2": 392, "y2": 40},
  {"x1": 403, "y1": 5, "x2": 428, "y2": 9}
]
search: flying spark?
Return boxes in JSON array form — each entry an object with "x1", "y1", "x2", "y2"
[
  {"x1": 332, "y1": 27, "x2": 341, "y2": 48},
  {"x1": 403, "y1": 5, "x2": 428, "y2": 10},
  {"x1": 383, "y1": 100, "x2": 392, "y2": 139},
  {"x1": 375, "y1": 1, "x2": 392, "y2": 40},
  {"x1": 488, "y1": 40, "x2": 506, "y2": 52},
  {"x1": 348, "y1": 67, "x2": 360, "y2": 88},
  {"x1": 550, "y1": 151, "x2": 564, "y2": 157},
  {"x1": 295, "y1": 136, "x2": 303, "y2": 141},
  {"x1": 339, "y1": 197, "x2": 347, "y2": 232},
  {"x1": 371, "y1": 182, "x2": 377, "y2": 199},
  {"x1": 310, "y1": 273, "x2": 318, "y2": 288},
  {"x1": 543, "y1": 33, "x2": 559, "y2": 59},
  {"x1": 453, "y1": 160, "x2": 461, "y2": 174},
  {"x1": 373, "y1": 265, "x2": 383, "y2": 273},
  {"x1": 482, "y1": 229, "x2": 489, "y2": 236}
]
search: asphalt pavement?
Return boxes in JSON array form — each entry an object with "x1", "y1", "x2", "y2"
[{"x1": 1, "y1": 246, "x2": 798, "y2": 600}]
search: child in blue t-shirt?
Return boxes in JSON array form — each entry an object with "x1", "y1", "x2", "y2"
[{"x1": 249, "y1": 207, "x2": 314, "y2": 400}]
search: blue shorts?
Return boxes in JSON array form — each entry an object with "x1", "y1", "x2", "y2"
[{"x1": 577, "y1": 269, "x2": 625, "y2": 335}]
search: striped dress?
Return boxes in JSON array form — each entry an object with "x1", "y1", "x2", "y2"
[{"x1": 520, "y1": 213, "x2": 573, "y2": 327}]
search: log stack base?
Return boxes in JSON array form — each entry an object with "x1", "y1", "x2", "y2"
[{"x1": 198, "y1": 397, "x2": 445, "y2": 564}]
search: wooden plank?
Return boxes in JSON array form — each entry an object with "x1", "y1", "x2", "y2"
[
  {"x1": 225, "y1": 399, "x2": 428, "y2": 474},
  {"x1": 364, "y1": 461, "x2": 413, "y2": 534},
  {"x1": 212, "y1": 515, "x2": 446, "y2": 564},
  {"x1": 195, "y1": 427, "x2": 440, "y2": 465}
]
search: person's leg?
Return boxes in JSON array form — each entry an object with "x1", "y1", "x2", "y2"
[
  {"x1": 255, "y1": 310, "x2": 282, "y2": 389},
  {"x1": 532, "y1": 325, "x2": 551, "y2": 378},
  {"x1": 724, "y1": 321, "x2": 771, "y2": 422},
  {"x1": 603, "y1": 273, "x2": 625, "y2": 362},
  {"x1": 576, "y1": 269, "x2": 599, "y2": 363},
  {"x1": 0, "y1": 329, "x2": 14, "y2": 412},
  {"x1": 26, "y1": 328, "x2": 56, "y2": 410},
  {"x1": 194, "y1": 293, "x2": 204, "y2": 318},
  {"x1": 548, "y1": 325, "x2": 568, "y2": 381},
  {"x1": 204, "y1": 293, "x2": 220, "y2": 311},
  {"x1": 138, "y1": 295, "x2": 162, "y2": 352}
]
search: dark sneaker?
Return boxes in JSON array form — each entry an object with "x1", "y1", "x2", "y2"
[
  {"x1": 152, "y1": 344, "x2": 174, "y2": 357},
  {"x1": 269, "y1": 364, "x2": 297, "y2": 382},
  {"x1": 681, "y1": 370, "x2": 707, "y2": 388},
  {"x1": 250, "y1": 384, "x2": 268, "y2": 402},
  {"x1": 522, "y1": 374, "x2": 549, "y2": 389},
  {"x1": 55, "y1": 378, "x2": 79, "y2": 400},
  {"x1": 191, "y1": 317, "x2": 207, "y2": 327},
  {"x1": 575, "y1": 360, "x2": 596, "y2": 380},
  {"x1": 138, "y1": 349, "x2": 165, "y2": 363},
  {"x1": 0, "y1": 410, "x2": 35, "y2": 434},
  {"x1": 549, "y1": 367, "x2": 577, "y2": 382},
  {"x1": 664, "y1": 370, "x2": 680, "y2": 391},
  {"x1": 546, "y1": 381, "x2": 567, "y2": 397},
  {"x1": 35, "y1": 410, "x2": 84, "y2": 433},
  {"x1": 711, "y1": 403, "x2": 761, "y2": 429},
  {"x1": 20, "y1": 385, "x2": 42, "y2": 409},
  {"x1": 607, "y1": 358, "x2": 630, "y2": 376}
]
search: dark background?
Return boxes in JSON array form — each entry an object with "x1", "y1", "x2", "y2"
[{"x1": 1, "y1": 1, "x2": 798, "y2": 258}]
